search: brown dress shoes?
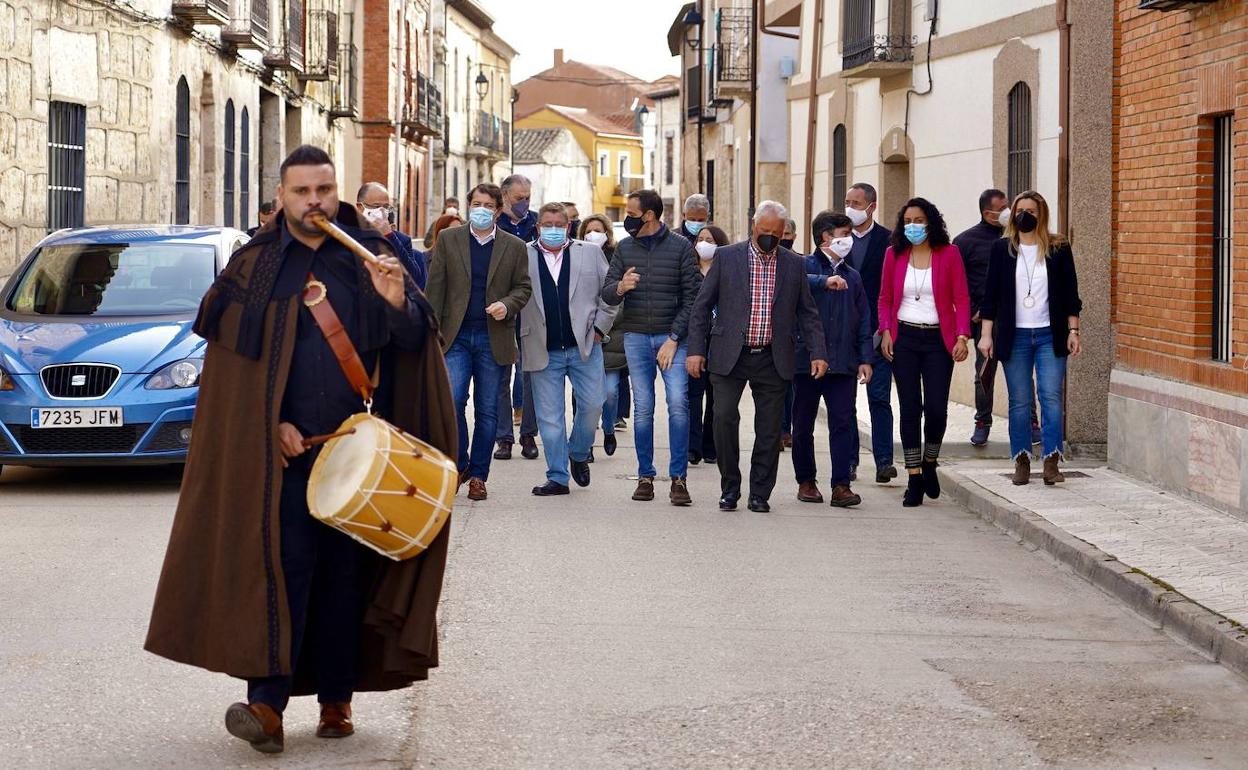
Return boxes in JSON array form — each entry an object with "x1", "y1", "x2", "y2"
[
  {"x1": 797, "y1": 480, "x2": 824, "y2": 503},
  {"x1": 317, "y1": 702, "x2": 355, "y2": 739},
  {"x1": 225, "y1": 702, "x2": 284, "y2": 754},
  {"x1": 467, "y1": 477, "x2": 488, "y2": 500}
]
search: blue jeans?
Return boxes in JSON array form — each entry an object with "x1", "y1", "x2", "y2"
[
  {"x1": 602, "y1": 369, "x2": 622, "y2": 433},
  {"x1": 446, "y1": 328, "x2": 503, "y2": 480},
  {"x1": 1002, "y1": 327, "x2": 1067, "y2": 460},
  {"x1": 530, "y1": 345, "x2": 606, "y2": 486},
  {"x1": 853, "y1": 349, "x2": 895, "y2": 469},
  {"x1": 623, "y1": 332, "x2": 689, "y2": 479}
]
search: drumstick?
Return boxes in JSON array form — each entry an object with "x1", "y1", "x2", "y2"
[
  {"x1": 308, "y1": 211, "x2": 390, "y2": 272},
  {"x1": 301, "y1": 428, "x2": 357, "y2": 449}
]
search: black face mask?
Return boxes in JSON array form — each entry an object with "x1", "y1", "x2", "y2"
[
  {"x1": 623, "y1": 215, "x2": 646, "y2": 237},
  {"x1": 1014, "y1": 210, "x2": 1038, "y2": 234},
  {"x1": 567, "y1": 219, "x2": 580, "y2": 239},
  {"x1": 780, "y1": 238, "x2": 795, "y2": 251},
  {"x1": 756, "y1": 234, "x2": 780, "y2": 253}
]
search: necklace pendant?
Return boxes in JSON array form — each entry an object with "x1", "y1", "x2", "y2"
[{"x1": 1023, "y1": 295, "x2": 1036, "y2": 309}]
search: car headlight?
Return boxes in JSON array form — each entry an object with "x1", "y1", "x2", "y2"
[
  {"x1": 145, "y1": 357, "x2": 204, "y2": 390},
  {"x1": 0, "y1": 368, "x2": 13, "y2": 392}
]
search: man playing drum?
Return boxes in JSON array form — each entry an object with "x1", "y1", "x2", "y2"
[{"x1": 145, "y1": 145, "x2": 457, "y2": 754}]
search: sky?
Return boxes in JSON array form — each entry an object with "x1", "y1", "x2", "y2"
[{"x1": 482, "y1": 0, "x2": 685, "y2": 83}]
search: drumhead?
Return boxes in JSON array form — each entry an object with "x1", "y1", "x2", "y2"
[{"x1": 312, "y1": 417, "x2": 381, "y2": 519}]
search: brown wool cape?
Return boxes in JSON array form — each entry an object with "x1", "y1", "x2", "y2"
[{"x1": 145, "y1": 204, "x2": 458, "y2": 693}]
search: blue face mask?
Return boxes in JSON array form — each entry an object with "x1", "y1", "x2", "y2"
[
  {"x1": 903, "y1": 223, "x2": 928, "y2": 245},
  {"x1": 539, "y1": 226, "x2": 567, "y2": 249},
  {"x1": 469, "y1": 206, "x2": 495, "y2": 230},
  {"x1": 684, "y1": 221, "x2": 706, "y2": 237}
]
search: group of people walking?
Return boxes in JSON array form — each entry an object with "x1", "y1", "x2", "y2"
[{"x1": 424, "y1": 176, "x2": 1084, "y2": 511}]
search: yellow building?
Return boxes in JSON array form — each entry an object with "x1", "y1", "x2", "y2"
[{"x1": 515, "y1": 105, "x2": 644, "y2": 221}]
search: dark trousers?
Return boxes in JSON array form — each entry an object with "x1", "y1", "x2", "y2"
[
  {"x1": 688, "y1": 370, "x2": 716, "y2": 460},
  {"x1": 248, "y1": 462, "x2": 365, "y2": 713},
  {"x1": 791, "y1": 372, "x2": 858, "y2": 487},
  {"x1": 781, "y1": 383, "x2": 794, "y2": 435},
  {"x1": 972, "y1": 321, "x2": 1037, "y2": 428},
  {"x1": 710, "y1": 347, "x2": 789, "y2": 501},
  {"x1": 618, "y1": 370, "x2": 631, "y2": 419},
  {"x1": 892, "y1": 325, "x2": 955, "y2": 469}
]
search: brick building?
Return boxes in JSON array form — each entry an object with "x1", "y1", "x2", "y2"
[{"x1": 1111, "y1": 0, "x2": 1248, "y2": 515}]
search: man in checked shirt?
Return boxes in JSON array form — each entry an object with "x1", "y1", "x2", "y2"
[{"x1": 686, "y1": 201, "x2": 828, "y2": 513}]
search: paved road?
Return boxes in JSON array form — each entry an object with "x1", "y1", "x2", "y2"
[{"x1": 3, "y1": 400, "x2": 1248, "y2": 768}]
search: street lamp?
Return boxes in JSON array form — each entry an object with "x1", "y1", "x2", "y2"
[
  {"x1": 475, "y1": 71, "x2": 489, "y2": 98},
  {"x1": 682, "y1": 7, "x2": 703, "y2": 49}
]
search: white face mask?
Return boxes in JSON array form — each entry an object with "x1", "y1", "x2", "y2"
[
  {"x1": 362, "y1": 206, "x2": 388, "y2": 225},
  {"x1": 445, "y1": 207, "x2": 459, "y2": 217},
  {"x1": 845, "y1": 206, "x2": 870, "y2": 227},
  {"x1": 996, "y1": 207, "x2": 1011, "y2": 227},
  {"x1": 824, "y1": 236, "x2": 853, "y2": 259},
  {"x1": 584, "y1": 231, "x2": 608, "y2": 247},
  {"x1": 695, "y1": 241, "x2": 717, "y2": 260}
]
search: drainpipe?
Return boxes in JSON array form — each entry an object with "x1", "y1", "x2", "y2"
[
  {"x1": 747, "y1": 0, "x2": 759, "y2": 217},
  {"x1": 392, "y1": 0, "x2": 407, "y2": 226},
  {"x1": 1057, "y1": 0, "x2": 1071, "y2": 236},
  {"x1": 801, "y1": 0, "x2": 824, "y2": 241},
  {"x1": 697, "y1": 0, "x2": 705, "y2": 193}
]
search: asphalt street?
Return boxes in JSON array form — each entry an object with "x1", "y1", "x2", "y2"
[{"x1": 3, "y1": 394, "x2": 1248, "y2": 769}]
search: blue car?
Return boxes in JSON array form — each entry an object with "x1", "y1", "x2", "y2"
[{"x1": 0, "y1": 226, "x2": 249, "y2": 477}]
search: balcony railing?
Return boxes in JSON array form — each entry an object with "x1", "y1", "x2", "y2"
[
  {"x1": 330, "y1": 41, "x2": 358, "y2": 118},
  {"x1": 301, "y1": 7, "x2": 337, "y2": 80},
  {"x1": 263, "y1": 0, "x2": 305, "y2": 72},
  {"x1": 612, "y1": 176, "x2": 647, "y2": 197},
  {"x1": 222, "y1": 0, "x2": 270, "y2": 49},
  {"x1": 400, "y1": 73, "x2": 443, "y2": 139},
  {"x1": 842, "y1": 0, "x2": 913, "y2": 74},
  {"x1": 470, "y1": 111, "x2": 509, "y2": 156},
  {"x1": 172, "y1": 0, "x2": 230, "y2": 25},
  {"x1": 715, "y1": 7, "x2": 752, "y2": 83}
]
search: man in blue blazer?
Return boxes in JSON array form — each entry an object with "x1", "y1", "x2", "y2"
[
  {"x1": 356, "y1": 182, "x2": 428, "y2": 289},
  {"x1": 686, "y1": 201, "x2": 828, "y2": 513}
]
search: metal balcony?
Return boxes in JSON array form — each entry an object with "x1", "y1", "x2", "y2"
[
  {"x1": 221, "y1": 0, "x2": 270, "y2": 49},
  {"x1": 172, "y1": 0, "x2": 230, "y2": 25},
  {"x1": 330, "y1": 42, "x2": 358, "y2": 118},
  {"x1": 263, "y1": 0, "x2": 305, "y2": 72},
  {"x1": 468, "y1": 111, "x2": 509, "y2": 158},
  {"x1": 841, "y1": 0, "x2": 913, "y2": 78},
  {"x1": 300, "y1": 8, "x2": 337, "y2": 81},
  {"x1": 713, "y1": 6, "x2": 752, "y2": 102}
]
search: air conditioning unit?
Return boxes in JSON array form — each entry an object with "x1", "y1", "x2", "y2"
[{"x1": 778, "y1": 56, "x2": 796, "y2": 80}]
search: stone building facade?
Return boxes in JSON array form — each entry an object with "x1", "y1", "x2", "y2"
[
  {"x1": 1110, "y1": 0, "x2": 1248, "y2": 516},
  {"x1": 0, "y1": 0, "x2": 445, "y2": 277}
]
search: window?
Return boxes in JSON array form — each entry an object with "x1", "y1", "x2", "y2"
[
  {"x1": 452, "y1": 166, "x2": 458, "y2": 199},
  {"x1": 618, "y1": 152, "x2": 629, "y2": 180},
  {"x1": 598, "y1": 151, "x2": 609, "y2": 177},
  {"x1": 1213, "y1": 114, "x2": 1233, "y2": 362},
  {"x1": 175, "y1": 77, "x2": 190, "y2": 225},
  {"x1": 706, "y1": 159, "x2": 715, "y2": 219},
  {"x1": 1007, "y1": 81, "x2": 1032, "y2": 200},
  {"x1": 664, "y1": 136, "x2": 674, "y2": 185},
  {"x1": 47, "y1": 101, "x2": 86, "y2": 232},
  {"x1": 223, "y1": 100, "x2": 235, "y2": 227},
  {"x1": 240, "y1": 107, "x2": 251, "y2": 231},
  {"x1": 832, "y1": 124, "x2": 847, "y2": 208},
  {"x1": 649, "y1": 151, "x2": 656, "y2": 186}
]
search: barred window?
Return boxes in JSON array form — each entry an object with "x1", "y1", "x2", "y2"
[
  {"x1": 664, "y1": 136, "x2": 674, "y2": 186},
  {"x1": 175, "y1": 77, "x2": 191, "y2": 225},
  {"x1": 240, "y1": 107, "x2": 251, "y2": 231},
  {"x1": 1212, "y1": 114, "x2": 1233, "y2": 362},
  {"x1": 47, "y1": 101, "x2": 86, "y2": 231},
  {"x1": 224, "y1": 99, "x2": 236, "y2": 228},
  {"x1": 1007, "y1": 82, "x2": 1032, "y2": 200},
  {"x1": 832, "y1": 124, "x2": 848, "y2": 208}
]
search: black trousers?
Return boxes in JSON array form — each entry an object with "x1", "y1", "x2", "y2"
[
  {"x1": 710, "y1": 347, "x2": 790, "y2": 501},
  {"x1": 892, "y1": 325, "x2": 954, "y2": 469},
  {"x1": 688, "y1": 369, "x2": 716, "y2": 460},
  {"x1": 247, "y1": 460, "x2": 366, "y2": 713}
]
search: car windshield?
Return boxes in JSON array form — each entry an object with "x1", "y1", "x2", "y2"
[{"x1": 5, "y1": 242, "x2": 216, "y2": 316}]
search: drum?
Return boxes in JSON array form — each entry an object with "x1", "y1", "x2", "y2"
[{"x1": 307, "y1": 413, "x2": 456, "y2": 560}]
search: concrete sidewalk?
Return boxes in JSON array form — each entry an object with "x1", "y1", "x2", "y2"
[{"x1": 852, "y1": 384, "x2": 1248, "y2": 680}]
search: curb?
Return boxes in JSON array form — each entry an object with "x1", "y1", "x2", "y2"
[{"x1": 938, "y1": 465, "x2": 1248, "y2": 681}]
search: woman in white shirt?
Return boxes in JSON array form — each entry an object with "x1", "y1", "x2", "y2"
[{"x1": 977, "y1": 191, "x2": 1083, "y2": 485}]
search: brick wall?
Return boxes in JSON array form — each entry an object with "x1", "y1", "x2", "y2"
[{"x1": 1114, "y1": 0, "x2": 1248, "y2": 394}]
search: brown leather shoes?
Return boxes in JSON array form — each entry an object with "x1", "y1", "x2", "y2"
[
  {"x1": 317, "y1": 702, "x2": 355, "y2": 739},
  {"x1": 632, "y1": 477, "x2": 655, "y2": 501},
  {"x1": 797, "y1": 480, "x2": 824, "y2": 503},
  {"x1": 829, "y1": 484, "x2": 862, "y2": 508},
  {"x1": 669, "y1": 477, "x2": 692, "y2": 506},
  {"x1": 1012, "y1": 455, "x2": 1031, "y2": 486},
  {"x1": 1043, "y1": 454, "x2": 1065, "y2": 485},
  {"x1": 225, "y1": 702, "x2": 284, "y2": 754},
  {"x1": 467, "y1": 477, "x2": 487, "y2": 500}
]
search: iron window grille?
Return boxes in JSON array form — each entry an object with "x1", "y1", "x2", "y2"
[
  {"x1": 224, "y1": 100, "x2": 235, "y2": 227},
  {"x1": 175, "y1": 77, "x2": 190, "y2": 224},
  {"x1": 240, "y1": 107, "x2": 251, "y2": 230},
  {"x1": 1213, "y1": 114, "x2": 1233, "y2": 362},
  {"x1": 1007, "y1": 82, "x2": 1032, "y2": 200},
  {"x1": 714, "y1": 6, "x2": 752, "y2": 83},
  {"x1": 832, "y1": 124, "x2": 848, "y2": 208},
  {"x1": 47, "y1": 101, "x2": 86, "y2": 232}
]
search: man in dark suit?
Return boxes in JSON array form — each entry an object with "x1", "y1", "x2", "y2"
[
  {"x1": 356, "y1": 182, "x2": 428, "y2": 289},
  {"x1": 425, "y1": 183, "x2": 532, "y2": 501},
  {"x1": 844, "y1": 182, "x2": 896, "y2": 484},
  {"x1": 687, "y1": 201, "x2": 829, "y2": 513}
]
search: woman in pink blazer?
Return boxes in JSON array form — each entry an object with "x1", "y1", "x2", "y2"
[{"x1": 877, "y1": 197, "x2": 972, "y2": 507}]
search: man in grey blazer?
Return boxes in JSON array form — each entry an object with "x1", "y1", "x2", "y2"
[
  {"x1": 687, "y1": 201, "x2": 829, "y2": 513},
  {"x1": 520, "y1": 203, "x2": 618, "y2": 496},
  {"x1": 425, "y1": 183, "x2": 532, "y2": 502}
]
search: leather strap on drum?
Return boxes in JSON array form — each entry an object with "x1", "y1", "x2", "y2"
[{"x1": 302, "y1": 272, "x2": 374, "y2": 402}]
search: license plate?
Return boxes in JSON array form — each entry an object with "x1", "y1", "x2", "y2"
[{"x1": 30, "y1": 408, "x2": 124, "y2": 429}]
